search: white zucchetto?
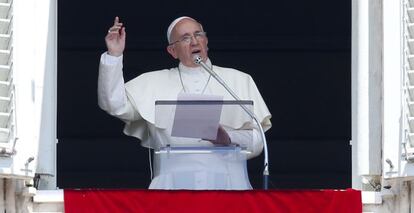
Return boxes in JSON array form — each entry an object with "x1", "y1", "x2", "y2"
[{"x1": 167, "y1": 16, "x2": 196, "y2": 44}]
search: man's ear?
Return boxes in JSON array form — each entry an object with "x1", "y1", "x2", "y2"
[{"x1": 167, "y1": 45, "x2": 178, "y2": 59}]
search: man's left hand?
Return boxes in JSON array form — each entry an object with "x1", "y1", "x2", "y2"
[{"x1": 210, "y1": 125, "x2": 231, "y2": 145}]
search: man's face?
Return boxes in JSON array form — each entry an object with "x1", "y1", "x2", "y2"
[{"x1": 167, "y1": 18, "x2": 209, "y2": 67}]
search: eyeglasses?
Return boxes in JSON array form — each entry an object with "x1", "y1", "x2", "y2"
[{"x1": 169, "y1": 31, "x2": 207, "y2": 45}]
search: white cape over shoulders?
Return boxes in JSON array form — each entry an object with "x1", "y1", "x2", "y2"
[{"x1": 123, "y1": 65, "x2": 272, "y2": 147}]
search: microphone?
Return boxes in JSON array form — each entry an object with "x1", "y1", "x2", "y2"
[{"x1": 193, "y1": 55, "x2": 270, "y2": 190}]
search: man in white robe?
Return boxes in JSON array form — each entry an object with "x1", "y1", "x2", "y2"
[{"x1": 98, "y1": 16, "x2": 272, "y2": 189}]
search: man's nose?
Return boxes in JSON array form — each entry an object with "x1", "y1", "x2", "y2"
[{"x1": 190, "y1": 35, "x2": 199, "y2": 45}]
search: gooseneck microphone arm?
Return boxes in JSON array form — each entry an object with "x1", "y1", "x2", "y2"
[{"x1": 193, "y1": 55, "x2": 269, "y2": 190}]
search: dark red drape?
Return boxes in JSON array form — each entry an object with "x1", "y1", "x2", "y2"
[{"x1": 64, "y1": 189, "x2": 362, "y2": 213}]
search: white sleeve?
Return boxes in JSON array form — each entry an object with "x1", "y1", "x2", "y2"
[
  {"x1": 227, "y1": 128, "x2": 263, "y2": 159},
  {"x1": 97, "y1": 52, "x2": 141, "y2": 121}
]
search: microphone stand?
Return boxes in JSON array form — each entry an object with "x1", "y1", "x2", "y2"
[{"x1": 194, "y1": 56, "x2": 269, "y2": 190}]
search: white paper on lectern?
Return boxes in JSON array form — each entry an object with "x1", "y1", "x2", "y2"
[{"x1": 171, "y1": 93, "x2": 223, "y2": 140}]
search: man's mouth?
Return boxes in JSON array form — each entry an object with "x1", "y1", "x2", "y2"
[{"x1": 191, "y1": 50, "x2": 201, "y2": 54}]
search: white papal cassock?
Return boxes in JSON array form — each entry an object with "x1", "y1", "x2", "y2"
[{"x1": 98, "y1": 52, "x2": 272, "y2": 189}]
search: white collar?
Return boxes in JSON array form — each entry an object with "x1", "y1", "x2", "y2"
[{"x1": 178, "y1": 58, "x2": 212, "y2": 75}]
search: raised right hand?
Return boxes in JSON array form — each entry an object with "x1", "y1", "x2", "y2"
[{"x1": 105, "y1": 16, "x2": 126, "y2": 57}]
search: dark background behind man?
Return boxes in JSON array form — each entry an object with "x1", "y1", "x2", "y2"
[{"x1": 57, "y1": 0, "x2": 351, "y2": 189}]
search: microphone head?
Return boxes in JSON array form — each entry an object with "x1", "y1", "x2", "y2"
[{"x1": 193, "y1": 55, "x2": 202, "y2": 64}]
